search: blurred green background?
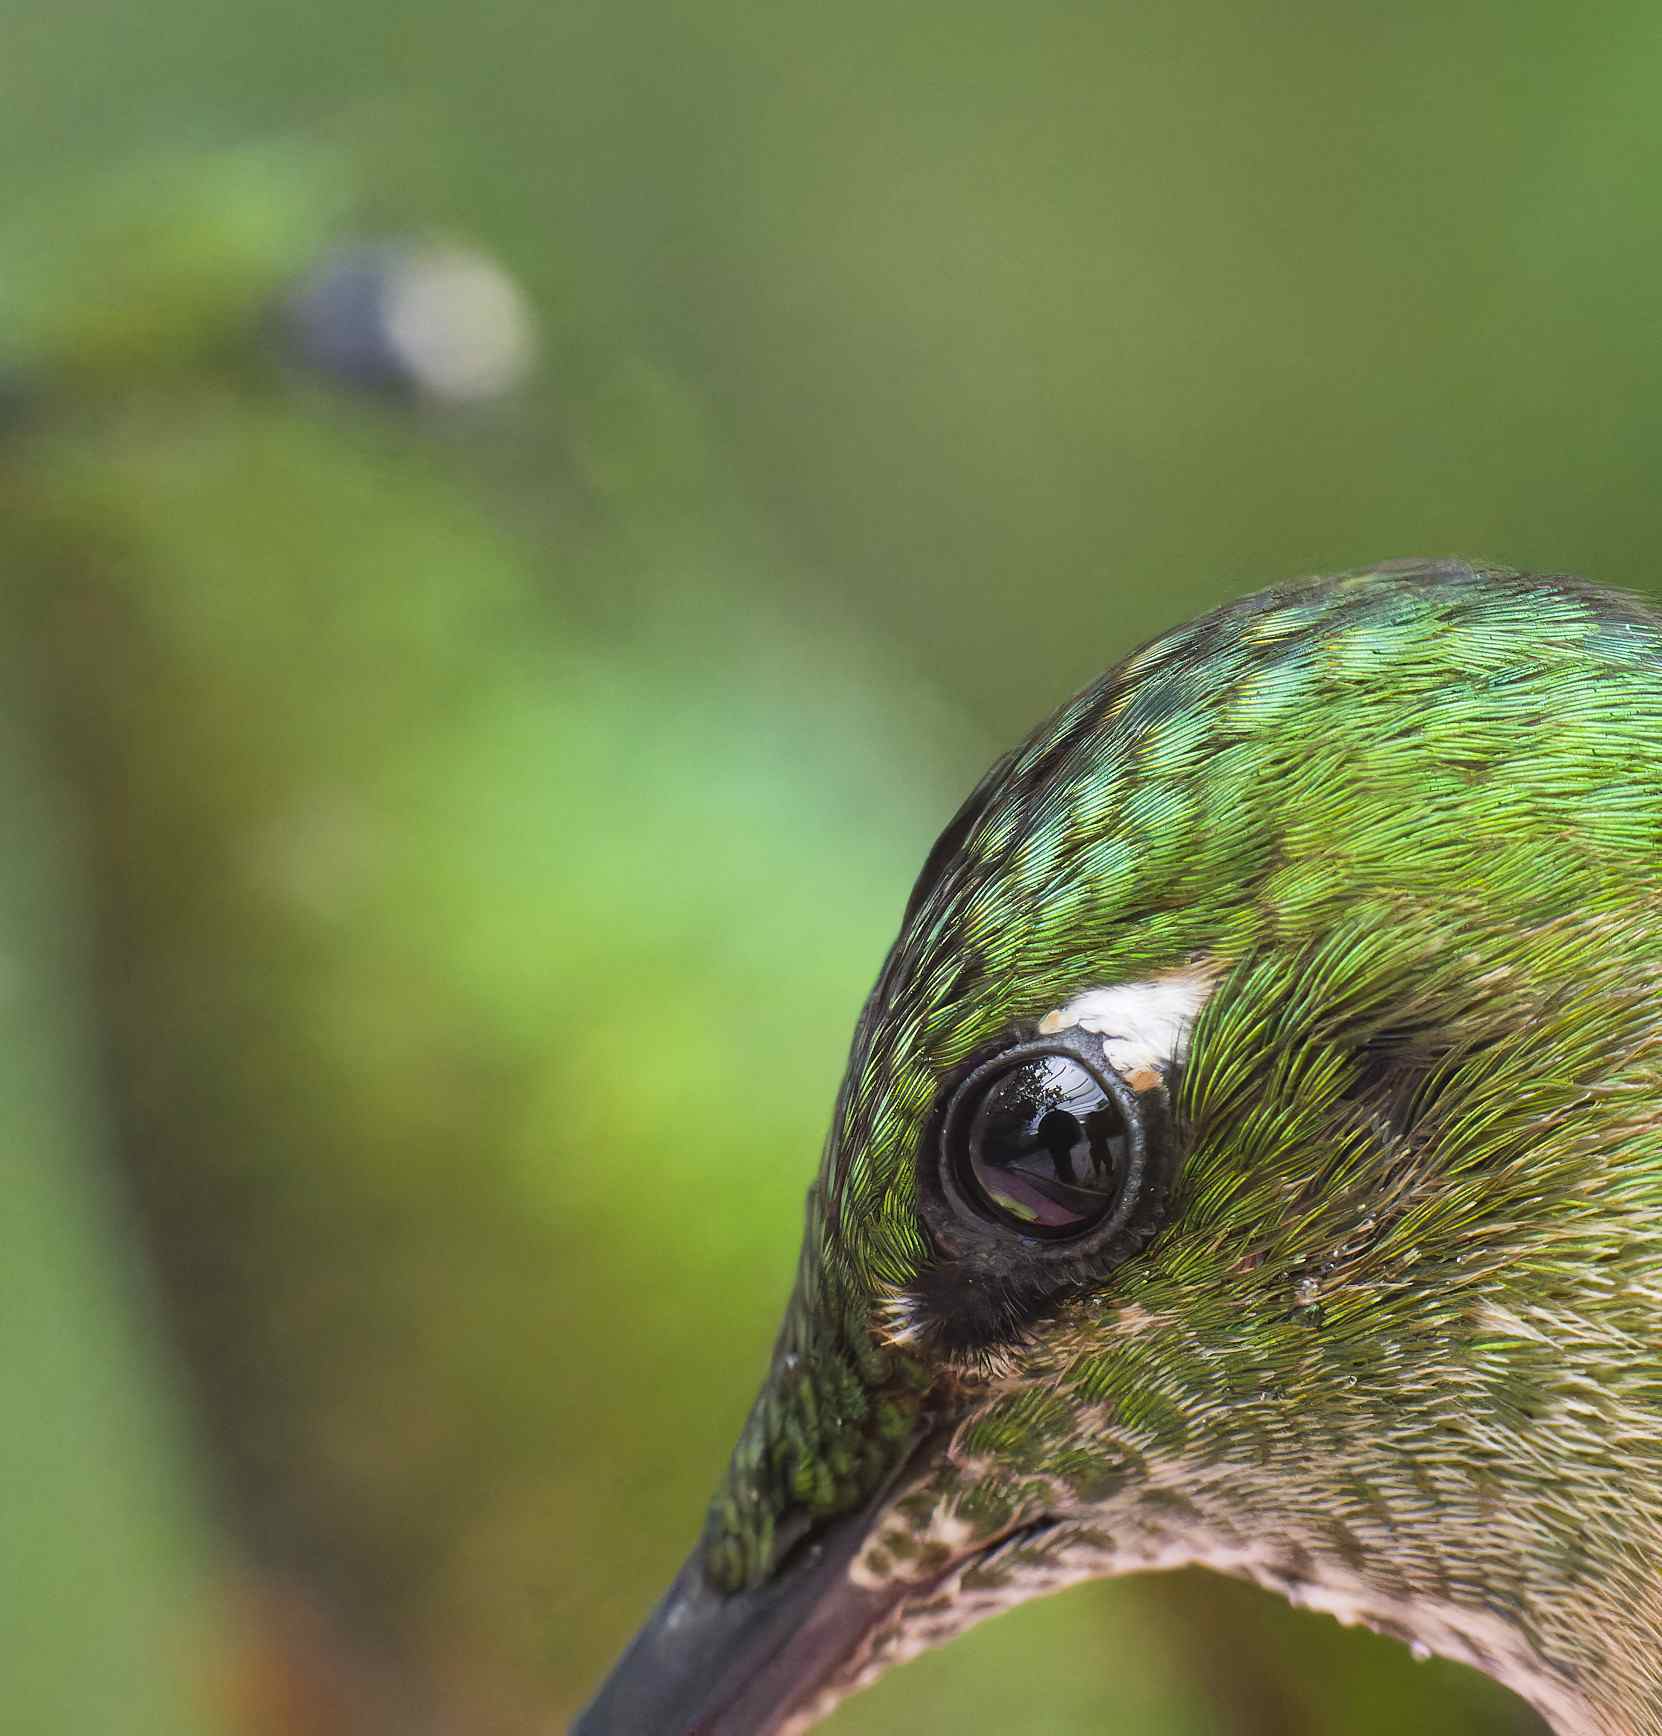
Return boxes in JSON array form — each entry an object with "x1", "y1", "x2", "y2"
[{"x1": 6, "y1": 2, "x2": 1660, "y2": 1731}]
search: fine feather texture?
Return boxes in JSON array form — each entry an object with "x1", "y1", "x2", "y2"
[{"x1": 700, "y1": 560, "x2": 1662, "y2": 1733}]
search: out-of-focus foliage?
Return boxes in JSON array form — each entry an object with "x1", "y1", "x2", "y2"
[{"x1": 5, "y1": 2, "x2": 1659, "y2": 1732}]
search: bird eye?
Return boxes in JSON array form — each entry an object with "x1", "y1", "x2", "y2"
[
  {"x1": 920, "y1": 1027, "x2": 1172, "y2": 1337},
  {"x1": 943, "y1": 1042, "x2": 1136, "y2": 1240}
]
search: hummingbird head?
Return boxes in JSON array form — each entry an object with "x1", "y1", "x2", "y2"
[{"x1": 578, "y1": 561, "x2": 1662, "y2": 1736}]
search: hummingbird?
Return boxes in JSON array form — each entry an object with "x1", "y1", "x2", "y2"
[{"x1": 577, "y1": 559, "x2": 1662, "y2": 1736}]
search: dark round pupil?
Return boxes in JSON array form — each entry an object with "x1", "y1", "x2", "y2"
[{"x1": 964, "y1": 1054, "x2": 1127, "y2": 1234}]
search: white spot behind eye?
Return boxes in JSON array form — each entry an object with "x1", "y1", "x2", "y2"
[{"x1": 1036, "y1": 966, "x2": 1219, "y2": 1082}]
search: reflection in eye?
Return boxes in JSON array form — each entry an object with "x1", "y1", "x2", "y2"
[{"x1": 962, "y1": 1054, "x2": 1128, "y2": 1234}]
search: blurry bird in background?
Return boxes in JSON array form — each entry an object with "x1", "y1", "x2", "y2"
[{"x1": 1, "y1": 143, "x2": 991, "y2": 1736}]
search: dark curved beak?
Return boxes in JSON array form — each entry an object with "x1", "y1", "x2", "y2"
[{"x1": 571, "y1": 1506, "x2": 900, "y2": 1736}]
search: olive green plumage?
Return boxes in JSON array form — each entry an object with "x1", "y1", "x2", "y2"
[{"x1": 591, "y1": 560, "x2": 1662, "y2": 1736}]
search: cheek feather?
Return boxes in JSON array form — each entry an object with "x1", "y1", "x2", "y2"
[{"x1": 877, "y1": 1291, "x2": 926, "y2": 1348}]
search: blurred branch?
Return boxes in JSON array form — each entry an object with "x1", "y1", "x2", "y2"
[{"x1": 0, "y1": 710, "x2": 227, "y2": 1736}]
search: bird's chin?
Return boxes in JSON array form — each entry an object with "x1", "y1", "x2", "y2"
[{"x1": 571, "y1": 1478, "x2": 1056, "y2": 1736}]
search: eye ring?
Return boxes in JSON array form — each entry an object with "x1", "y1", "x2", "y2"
[{"x1": 936, "y1": 1027, "x2": 1153, "y2": 1248}]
